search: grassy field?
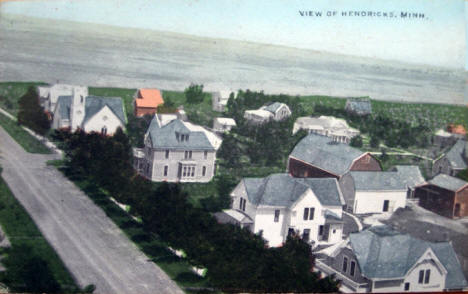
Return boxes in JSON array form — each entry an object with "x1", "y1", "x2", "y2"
[
  {"x1": 372, "y1": 100, "x2": 468, "y2": 130},
  {"x1": 0, "y1": 82, "x2": 48, "y2": 116},
  {"x1": 0, "y1": 113, "x2": 51, "y2": 154},
  {"x1": 0, "y1": 171, "x2": 79, "y2": 292},
  {"x1": 163, "y1": 90, "x2": 220, "y2": 128},
  {"x1": 50, "y1": 162, "x2": 211, "y2": 292}
]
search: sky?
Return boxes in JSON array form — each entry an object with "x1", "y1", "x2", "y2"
[{"x1": 1, "y1": 0, "x2": 467, "y2": 69}]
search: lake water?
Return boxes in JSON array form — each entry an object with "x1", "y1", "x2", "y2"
[{"x1": 0, "y1": 14, "x2": 466, "y2": 105}]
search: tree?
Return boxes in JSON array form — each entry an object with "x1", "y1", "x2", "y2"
[
  {"x1": 370, "y1": 136, "x2": 380, "y2": 148},
  {"x1": 218, "y1": 133, "x2": 242, "y2": 167},
  {"x1": 2, "y1": 244, "x2": 61, "y2": 293},
  {"x1": 349, "y1": 135, "x2": 363, "y2": 148},
  {"x1": 17, "y1": 86, "x2": 50, "y2": 135},
  {"x1": 184, "y1": 84, "x2": 205, "y2": 104}
]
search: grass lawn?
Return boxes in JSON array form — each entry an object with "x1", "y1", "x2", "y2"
[
  {"x1": 298, "y1": 95, "x2": 347, "y2": 114},
  {"x1": 0, "y1": 82, "x2": 48, "y2": 116},
  {"x1": 51, "y1": 162, "x2": 211, "y2": 291},
  {"x1": 372, "y1": 100, "x2": 468, "y2": 130},
  {"x1": 163, "y1": 90, "x2": 221, "y2": 128},
  {"x1": 0, "y1": 113, "x2": 51, "y2": 154},
  {"x1": 0, "y1": 171, "x2": 79, "y2": 292}
]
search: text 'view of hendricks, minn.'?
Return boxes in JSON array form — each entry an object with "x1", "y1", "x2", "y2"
[{"x1": 299, "y1": 10, "x2": 428, "y2": 19}]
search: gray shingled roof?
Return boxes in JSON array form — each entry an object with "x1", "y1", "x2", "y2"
[
  {"x1": 428, "y1": 174, "x2": 468, "y2": 192},
  {"x1": 83, "y1": 96, "x2": 126, "y2": 125},
  {"x1": 350, "y1": 166, "x2": 424, "y2": 191},
  {"x1": 56, "y1": 95, "x2": 72, "y2": 120},
  {"x1": 391, "y1": 165, "x2": 425, "y2": 188},
  {"x1": 445, "y1": 140, "x2": 467, "y2": 170},
  {"x1": 290, "y1": 133, "x2": 365, "y2": 176},
  {"x1": 264, "y1": 102, "x2": 285, "y2": 114},
  {"x1": 147, "y1": 117, "x2": 216, "y2": 150},
  {"x1": 242, "y1": 173, "x2": 344, "y2": 207},
  {"x1": 350, "y1": 171, "x2": 406, "y2": 191},
  {"x1": 349, "y1": 226, "x2": 467, "y2": 289},
  {"x1": 346, "y1": 98, "x2": 372, "y2": 115}
]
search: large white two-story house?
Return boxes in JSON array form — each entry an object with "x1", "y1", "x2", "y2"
[
  {"x1": 220, "y1": 173, "x2": 346, "y2": 247},
  {"x1": 243, "y1": 102, "x2": 291, "y2": 124},
  {"x1": 51, "y1": 90, "x2": 126, "y2": 135},
  {"x1": 315, "y1": 226, "x2": 467, "y2": 293},
  {"x1": 134, "y1": 114, "x2": 222, "y2": 182}
]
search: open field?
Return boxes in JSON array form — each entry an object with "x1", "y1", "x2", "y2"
[
  {"x1": 0, "y1": 113, "x2": 50, "y2": 154},
  {"x1": 0, "y1": 170, "x2": 78, "y2": 292},
  {"x1": 0, "y1": 82, "x2": 47, "y2": 116}
]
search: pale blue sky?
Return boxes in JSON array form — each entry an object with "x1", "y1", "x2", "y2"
[{"x1": 2, "y1": 0, "x2": 466, "y2": 69}]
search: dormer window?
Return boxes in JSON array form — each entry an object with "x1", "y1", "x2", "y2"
[{"x1": 176, "y1": 132, "x2": 190, "y2": 142}]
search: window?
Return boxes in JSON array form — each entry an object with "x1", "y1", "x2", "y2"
[
  {"x1": 309, "y1": 208, "x2": 315, "y2": 220},
  {"x1": 204, "y1": 151, "x2": 208, "y2": 159},
  {"x1": 318, "y1": 225, "x2": 324, "y2": 236},
  {"x1": 383, "y1": 200, "x2": 390, "y2": 212},
  {"x1": 274, "y1": 210, "x2": 280, "y2": 222},
  {"x1": 239, "y1": 198, "x2": 246, "y2": 211},
  {"x1": 165, "y1": 150, "x2": 169, "y2": 159},
  {"x1": 350, "y1": 261, "x2": 356, "y2": 276},
  {"x1": 302, "y1": 229, "x2": 310, "y2": 242},
  {"x1": 202, "y1": 166, "x2": 206, "y2": 176},
  {"x1": 303, "y1": 207, "x2": 315, "y2": 220},
  {"x1": 182, "y1": 166, "x2": 195, "y2": 178},
  {"x1": 342, "y1": 257, "x2": 348, "y2": 272},
  {"x1": 404, "y1": 283, "x2": 410, "y2": 291},
  {"x1": 418, "y1": 270, "x2": 424, "y2": 284},
  {"x1": 184, "y1": 151, "x2": 192, "y2": 159},
  {"x1": 164, "y1": 165, "x2": 168, "y2": 176},
  {"x1": 101, "y1": 126, "x2": 107, "y2": 135},
  {"x1": 288, "y1": 228, "x2": 295, "y2": 237},
  {"x1": 424, "y1": 269, "x2": 430, "y2": 284}
]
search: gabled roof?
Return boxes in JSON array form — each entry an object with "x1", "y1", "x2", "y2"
[
  {"x1": 263, "y1": 102, "x2": 287, "y2": 114},
  {"x1": 349, "y1": 226, "x2": 467, "y2": 289},
  {"x1": 346, "y1": 98, "x2": 372, "y2": 114},
  {"x1": 135, "y1": 89, "x2": 164, "y2": 108},
  {"x1": 350, "y1": 171, "x2": 406, "y2": 191},
  {"x1": 445, "y1": 140, "x2": 467, "y2": 170},
  {"x1": 290, "y1": 133, "x2": 366, "y2": 176},
  {"x1": 241, "y1": 173, "x2": 344, "y2": 208},
  {"x1": 146, "y1": 116, "x2": 221, "y2": 150},
  {"x1": 351, "y1": 166, "x2": 424, "y2": 191},
  {"x1": 391, "y1": 165, "x2": 425, "y2": 188},
  {"x1": 214, "y1": 117, "x2": 236, "y2": 126},
  {"x1": 428, "y1": 174, "x2": 468, "y2": 192},
  {"x1": 56, "y1": 95, "x2": 72, "y2": 120},
  {"x1": 83, "y1": 96, "x2": 126, "y2": 125}
]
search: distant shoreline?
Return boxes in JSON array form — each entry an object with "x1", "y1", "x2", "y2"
[{"x1": 0, "y1": 13, "x2": 466, "y2": 105}]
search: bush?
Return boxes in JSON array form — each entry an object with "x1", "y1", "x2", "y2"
[
  {"x1": 349, "y1": 135, "x2": 363, "y2": 148},
  {"x1": 17, "y1": 86, "x2": 50, "y2": 135},
  {"x1": 184, "y1": 84, "x2": 205, "y2": 104}
]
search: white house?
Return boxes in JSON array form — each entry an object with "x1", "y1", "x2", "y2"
[
  {"x1": 212, "y1": 90, "x2": 234, "y2": 112},
  {"x1": 213, "y1": 117, "x2": 236, "y2": 133},
  {"x1": 348, "y1": 165, "x2": 424, "y2": 214},
  {"x1": 51, "y1": 92, "x2": 126, "y2": 135},
  {"x1": 315, "y1": 226, "x2": 467, "y2": 293},
  {"x1": 292, "y1": 115, "x2": 360, "y2": 144},
  {"x1": 134, "y1": 114, "x2": 222, "y2": 183},
  {"x1": 37, "y1": 84, "x2": 88, "y2": 113},
  {"x1": 244, "y1": 102, "x2": 291, "y2": 124},
  {"x1": 221, "y1": 173, "x2": 346, "y2": 247}
]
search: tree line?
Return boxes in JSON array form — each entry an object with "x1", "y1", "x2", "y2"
[{"x1": 52, "y1": 129, "x2": 339, "y2": 293}]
